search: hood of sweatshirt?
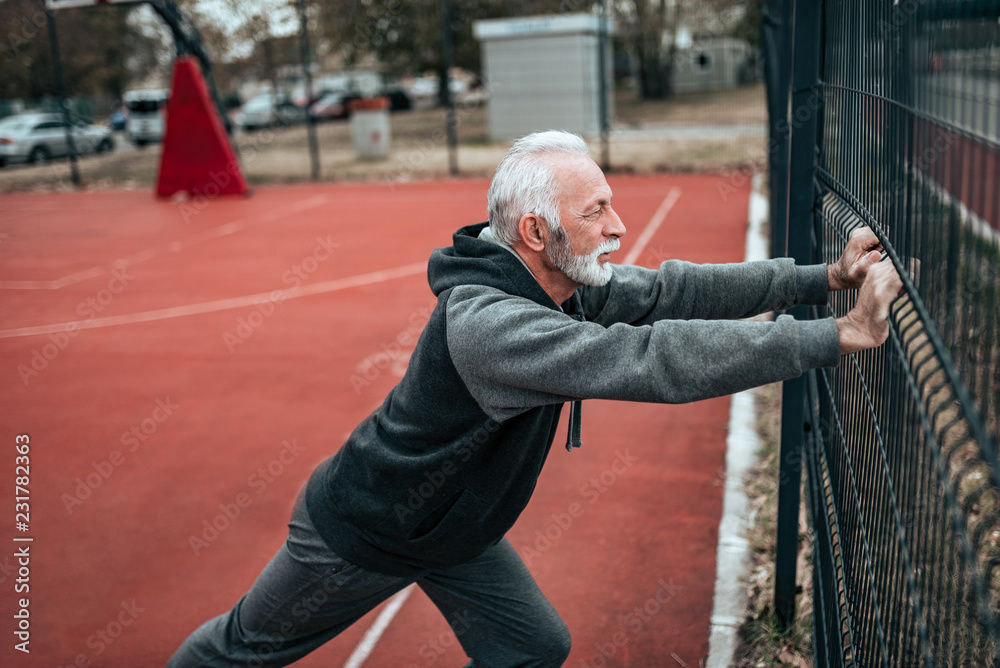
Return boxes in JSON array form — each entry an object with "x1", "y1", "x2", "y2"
[{"x1": 428, "y1": 222, "x2": 561, "y2": 309}]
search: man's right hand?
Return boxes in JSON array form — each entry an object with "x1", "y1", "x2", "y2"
[{"x1": 835, "y1": 255, "x2": 905, "y2": 355}]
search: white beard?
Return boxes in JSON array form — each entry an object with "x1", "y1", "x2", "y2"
[{"x1": 547, "y1": 230, "x2": 621, "y2": 286}]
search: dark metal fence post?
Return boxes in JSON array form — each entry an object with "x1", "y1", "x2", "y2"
[
  {"x1": 774, "y1": 0, "x2": 824, "y2": 629},
  {"x1": 763, "y1": 0, "x2": 794, "y2": 260},
  {"x1": 43, "y1": 1, "x2": 81, "y2": 188},
  {"x1": 440, "y1": 0, "x2": 458, "y2": 176},
  {"x1": 597, "y1": 0, "x2": 610, "y2": 172},
  {"x1": 297, "y1": 0, "x2": 320, "y2": 181}
]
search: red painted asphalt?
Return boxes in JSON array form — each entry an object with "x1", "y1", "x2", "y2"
[{"x1": 0, "y1": 174, "x2": 751, "y2": 667}]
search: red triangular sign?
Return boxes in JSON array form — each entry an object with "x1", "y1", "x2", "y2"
[{"x1": 156, "y1": 57, "x2": 249, "y2": 198}]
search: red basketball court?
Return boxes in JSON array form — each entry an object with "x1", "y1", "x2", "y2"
[{"x1": 0, "y1": 173, "x2": 751, "y2": 667}]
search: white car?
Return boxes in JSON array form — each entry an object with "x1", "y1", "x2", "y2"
[
  {"x1": 0, "y1": 113, "x2": 115, "y2": 167},
  {"x1": 124, "y1": 89, "x2": 169, "y2": 146},
  {"x1": 234, "y1": 94, "x2": 308, "y2": 132}
]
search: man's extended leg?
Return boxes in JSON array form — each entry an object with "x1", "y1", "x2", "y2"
[
  {"x1": 418, "y1": 539, "x2": 571, "y2": 668},
  {"x1": 166, "y1": 492, "x2": 410, "y2": 668}
]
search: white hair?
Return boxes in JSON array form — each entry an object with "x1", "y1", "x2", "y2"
[{"x1": 487, "y1": 130, "x2": 591, "y2": 245}]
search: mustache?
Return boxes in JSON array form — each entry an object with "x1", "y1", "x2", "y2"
[{"x1": 595, "y1": 238, "x2": 621, "y2": 255}]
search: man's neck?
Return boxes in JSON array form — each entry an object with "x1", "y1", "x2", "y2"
[
  {"x1": 479, "y1": 225, "x2": 579, "y2": 306},
  {"x1": 509, "y1": 242, "x2": 579, "y2": 306}
]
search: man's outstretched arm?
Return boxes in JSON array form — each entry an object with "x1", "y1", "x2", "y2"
[{"x1": 583, "y1": 226, "x2": 887, "y2": 327}]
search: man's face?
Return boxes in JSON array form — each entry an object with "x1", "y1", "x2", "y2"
[{"x1": 545, "y1": 154, "x2": 626, "y2": 286}]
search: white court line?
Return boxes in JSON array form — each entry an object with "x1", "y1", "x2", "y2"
[
  {"x1": 705, "y1": 172, "x2": 767, "y2": 668},
  {"x1": 342, "y1": 586, "x2": 415, "y2": 668},
  {"x1": 0, "y1": 194, "x2": 329, "y2": 290},
  {"x1": 622, "y1": 186, "x2": 683, "y2": 265},
  {"x1": 0, "y1": 262, "x2": 426, "y2": 339}
]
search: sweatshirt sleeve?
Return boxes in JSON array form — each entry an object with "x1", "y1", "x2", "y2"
[
  {"x1": 446, "y1": 285, "x2": 841, "y2": 422},
  {"x1": 579, "y1": 258, "x2": 830, "y2": 326}
]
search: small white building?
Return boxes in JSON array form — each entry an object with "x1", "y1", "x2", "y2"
[
  {"x1": 671, "y1": 38, "x2": 757, "y2": 94},
  {"x1": 473, "y1": 14, "x2": 613, "y2": 141}
]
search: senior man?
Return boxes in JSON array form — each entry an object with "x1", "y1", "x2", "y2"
[{"x1": 168, "y1": 130, "x2": 901, "y2": 667}]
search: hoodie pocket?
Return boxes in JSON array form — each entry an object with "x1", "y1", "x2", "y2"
[{"x1": 406, "y1": 488, "x2": 483, "y2": 545}]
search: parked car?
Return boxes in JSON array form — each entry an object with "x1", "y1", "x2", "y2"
[
  {"x1": 309, "y1": 91, "x2": 361, "y2": 122},
  {"x1": 124, "y1": 89, "x2": 169, "y2": 146},
  {"x1": 382, "y1": 88, "x2": 413, "y2": 112},
  {"x1": 0, "y1": 113, "x2": 114, "y2": 167},
  {"x1": 409, "y1": 76, "x2": 439, "y2": 103},
  {"x1": 406, "y1": 76, "x2": 481, "y2": 108},
  {"x1": 234, "y1": 94, "x2": 308, "y2": 131},
  {"x1": 108, "y1": 107, "x2": 127, "y2": 131}
]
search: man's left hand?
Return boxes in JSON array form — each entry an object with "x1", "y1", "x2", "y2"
[{"x1": 828, "y1": 227, "x2": 883, "y2": 291}]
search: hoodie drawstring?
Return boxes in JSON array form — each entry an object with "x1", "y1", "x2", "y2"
[
  {"x1": 565, "y1": 400, "x2": 583, "y2": 451},
  {"x1": 563, "y1": 304, "x2": 585, "y2": 452}
]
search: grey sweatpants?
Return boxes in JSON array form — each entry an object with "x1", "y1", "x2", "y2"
[{"x1": 166, "y1": 491, "x2": 571, "y2": 668}]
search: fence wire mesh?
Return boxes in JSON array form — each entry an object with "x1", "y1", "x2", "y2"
[{"x1": 784, "y1": 0, "x2": 1000, "y2": 665}]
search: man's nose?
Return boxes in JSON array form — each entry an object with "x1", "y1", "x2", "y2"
[{"x1": 605, "y1": 207, "x2": 626, "y2": 238}]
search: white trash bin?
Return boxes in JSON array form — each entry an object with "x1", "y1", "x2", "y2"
[{"x1": 349, "y1": 97, "x2": 391, "y2": 160}]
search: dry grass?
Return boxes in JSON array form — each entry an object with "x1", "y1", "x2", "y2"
[
  {"x1": 0, "y1": 84, "x2": 767, "y2": 193},
  {"x1": 735, "y1": 382, "x2": 815, "y2": 668},
  {"x1": 615, "y1": 83, "x2": 768, "y2": 127}
]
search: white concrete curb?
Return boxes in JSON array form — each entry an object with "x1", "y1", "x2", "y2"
[{"x1": 705, "y1": 173, "x2": 769, "y2": 668}]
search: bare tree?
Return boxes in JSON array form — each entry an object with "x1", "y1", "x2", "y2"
[
  {"x1": 0, "y1": 0, "x2": 167, "y2": 105},
  {"x1": 615, "y1": 0, "x2": 756, "y2": 100},
  {"x1": 615, "y1": 0, "x2": 671, "y2": 99},
  {"x1": 313, "y1": 0, "x2": 576, "y2": 97}
]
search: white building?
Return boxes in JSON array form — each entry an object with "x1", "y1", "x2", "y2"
[{"x1": 473, "y1": 14, "x2": 613, "y2": 141}]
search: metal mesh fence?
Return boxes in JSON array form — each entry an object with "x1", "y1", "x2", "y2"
[{"x1": 774, "y1": 0, "x2": 1000, "y2": 665}]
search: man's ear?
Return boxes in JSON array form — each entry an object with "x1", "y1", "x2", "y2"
[{"x1": 517, "y1": 213, "x2": 548, "y2": 252}]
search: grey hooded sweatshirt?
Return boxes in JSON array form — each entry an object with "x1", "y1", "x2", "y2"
[{"x1": 305, "y1": 221, "x2": 840, "y2": 576}]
